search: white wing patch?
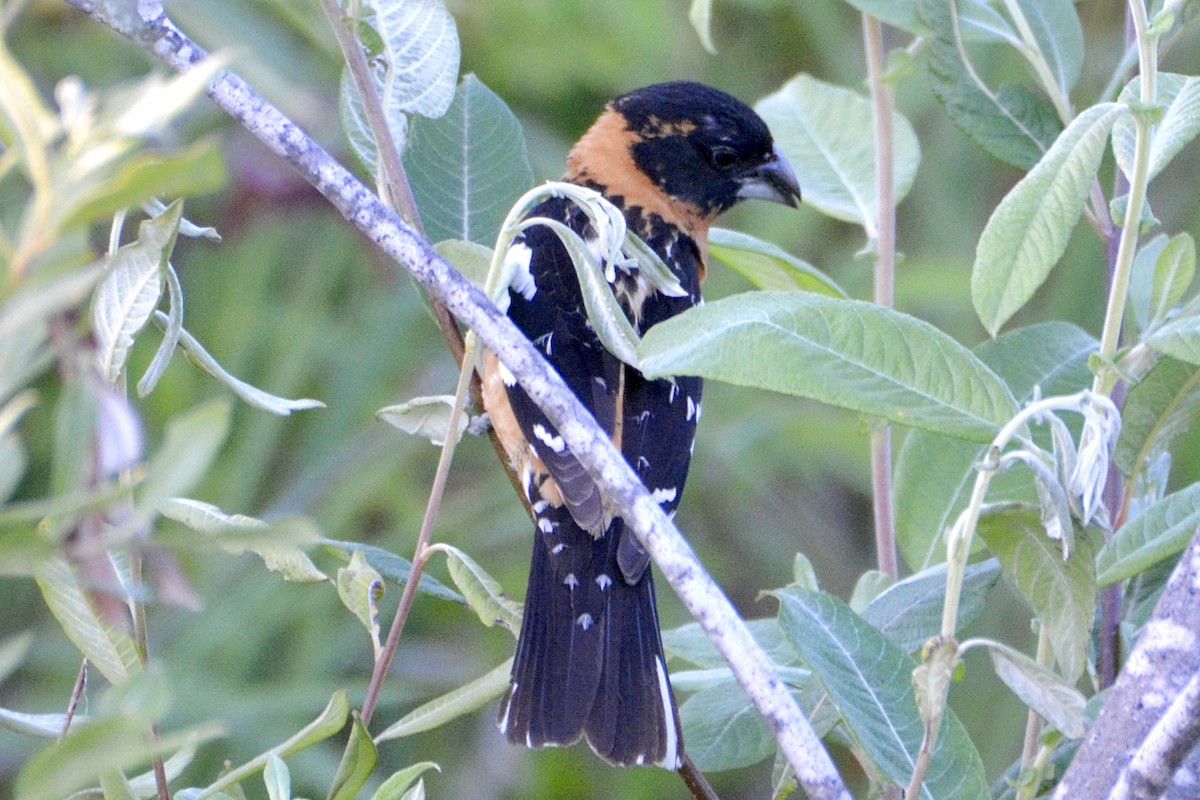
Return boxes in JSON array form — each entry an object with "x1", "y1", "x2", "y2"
[
  {"x1": 505, "y1": 242, "x2": 536, "y2": 301},
  {"x1": 650, "y1": 486, "x2": 678, "y2": 505},
  {"x1": 532, "y1": 423, "x2": 566, "y2": 453}
]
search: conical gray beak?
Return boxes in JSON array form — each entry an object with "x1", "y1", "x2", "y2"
[{"x1": 736, "y1": 145, "x2": 802, "y2": 207}]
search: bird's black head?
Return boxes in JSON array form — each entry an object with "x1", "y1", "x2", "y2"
[{"x1": 609, "y1": 81, "x2": 800, "y2": 217}]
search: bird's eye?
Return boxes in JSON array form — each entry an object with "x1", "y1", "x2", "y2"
[{"x1": 709, "y1": 146, "x2": 739, "y2": 170}]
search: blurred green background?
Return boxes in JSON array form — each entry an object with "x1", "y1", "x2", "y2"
[{"x1": 4, "y1": 1, "x2": 1200, "y2": 798}]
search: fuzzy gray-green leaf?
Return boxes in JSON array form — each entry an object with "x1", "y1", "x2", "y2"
[
  {"x1": 708, "y1": 228, "x2": 846, "y2": 296},
  {"x1": 775, "y1": 588, "x2": 988, "y2": 799},
  {"x1": 1114, "y1": 74, "x2": 1200, "y2": 182},
  {"x1": 638, "y1": 291, "x2": 1018, "y2": 442},
  {"x1": 755, "y1": 74, "x2": 919, "y2": 234},
  {"x1": 972, "y1": 103, "x2": 1125, "y2": 336},
  {"x1": 1097, "y1": 483, "x2": 1200, "y2": 585},
  {"x1": 405, "y1": 75, "x2": 533, "y2": 246},
  {"x1": 92, "y1": 201, "x2": 182, "y2": 384},
  {"x1": 976, "y1": 505, "x2": 1096, "y2": 683}
]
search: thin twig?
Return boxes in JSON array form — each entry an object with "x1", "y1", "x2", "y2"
[
  {"x1": 862, "y1": 13, "x2": 898, "y2": 581},
  {"x1": 361, "y1": 346, "x2": 474, "y2": 727}
]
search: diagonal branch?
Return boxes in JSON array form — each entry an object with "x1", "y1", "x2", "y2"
[{"x1": 60, "y1": 2, "x2": 851, "y2": 797}]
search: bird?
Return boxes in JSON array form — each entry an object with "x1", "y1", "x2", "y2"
[{"x1": 482, "y1": 81, "x2": 801, "y2": 768}]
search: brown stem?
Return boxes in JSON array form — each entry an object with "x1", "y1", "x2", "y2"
[
  {"x1": 863, "y1": 14, "x2": 898, "y2": 580},
  {"x1": 678, "y1": 753, "x2": 720, "y2": 800}
]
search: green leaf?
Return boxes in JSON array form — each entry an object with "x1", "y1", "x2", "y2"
[
  {"x1": 755, "y1": 74, "x2": 920, "y2": 234},
  {"x1": 360, "y1": 0, "x2": 459, "y2": 119},
  {"x1": 918, "y1": 0, "x2": 1060, "y2": 169},
  {"x1": 369, "y1": 763, "x2": 439, "y2": 800},
  {"x1": 134, "y1": 400, "x2": 231, "y2": 528},
  {"x1": 198, "y1": 691, "x2": 350, "y2": 799},
  {"x1": 1114, "y1": 357, "x2": 1200, "y2": 483},
  {"x1": 1148, "y1": 303, "x2": 1200, "y2": 365},
  {"x1": 161, "y1": 498, "x2": 328, "y2": 583},
  {"x1": 99, "y1": 770, "x2": 138, "y2": 800},
  {"x1": 374, "y1": 659, "x2": 510, "y2": 742},
  {"x1": 136, "y1": 263, "x2": 185, "y2": 398},
  {"x1": 433, "y1": 239, "x2": 492, "y2": 289},
  {"x1": 862, "y1": 559, "x2": 1001, "y2": 653},
  {"x1": 895, "y1": 322, "x2": 1095, "y2": 569},
  {"x1": 680, "y1": 678, "x2": 832, "y2": 772},
  {"x1": 438, "y1": 544, "x2": 522, "y2": 633},
  {"x1": 0, "y1": 630, "x2": 34, "y2": 684},
  {"x1": 972, "y1": 103, "x2": 1126, "y2": 336},
  {"x1": 34, "y1": 558, "x2": 142, "y2": 684},
  {"x1": 154, "y1": 312, "x2": 326, "y2": 415},
  {"x1": 1014, "y1": 0, "x2": 1084, "y2": 95},
  {"x1": 688, "y1": 0, "x2": 717, "y2": 53},
  {"x1": 16, "y1": 718, "x2": 221, "y2": 800},
  {"x1": 1128, "y1": 235, "x2": 1170, "y2": 335},
  {"x1": 775, "y1": 588, "x2": 988, "y2": 799},
  {"x1": 59, "y1": 140, "x2": 227, "y2": 231},
  {"x1": 92, "y1": 201, "x2": 182, "y2": 385},
  {"x1": 848, "y1": 570, "x2": 892, "y2": 613},
  {"x1": 376, "y1": 395, "x2": 467, "y2": 446},
  {"x1": 405, "y1": 75, "x2": 534, "y2": 246},
  {"x1": 663, "y1": 618, "x2": 798, "y2": 670},
  {"x1": 638, "y1": 291, "x2": 1019, "y2": 442},
  {"x1": 263, "y1": 754, "x2": 290, "y2": 800},
  {"x1": 0, "y1": 707, "x2": 84, "y2": 738},
  {"x1": 1150, "y1": 235, "x2": 1195, "y2": 328},
  {"x1": 1097, "y1": 483, "x2": 1200, "y2": 585},
  {"x1": 707, "y1": 228, "x2": 846, "y2": 296},
  {"x1": 1114, "y1": 74, "x2": 1200, "y2": 182},
  {"x1": 841, "y1": 0, "x2": 927, "y2": 35},
  {"x1": 336, "y1": 550, "x2": 384, "y2": 651},
  {"x1": 339, "y1": 67, "x2": 405, "y2": 179},
  {"x1": 321, "y1": 539, "x2": 462, "y2": 603},
  {"x1": 976, "y1": 505, "x2": 1096, "y2": 682},
  {"x1": 983, "y1": 640, "x2": 1087, "y2": 738},
  {"x1": 328, "y1": 713, "x2": 377, "y2": 800},
  {"x1": 0, "y1": 262, "x2": 105, "y2": 397}
]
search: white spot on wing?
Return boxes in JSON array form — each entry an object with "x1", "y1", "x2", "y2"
[
  {"x1": 576, "y1": 613, "x2": 594, "y2": 630},
  {"x1": 505, "y1": 242, "x2": 536, "y2": 300},
  {"x1": 532, "y1": 500, "x2": 549, "y2": 514},
  {"x1": 651, "y1": 487, "x2": 677, "y2": 505},
  {"x1": 551, "y1": 543, "x2": 567, "y2": 555},
  {"x1": 564, "y1": 573, "x2": 579, "y2": 589},
  {"x1": 686, "y1": 396, "x2": 697, "y2": 421},
  {"x1": 499, "y1": 361, "x2": 517, "y2": 387},
  {"x1": 596, "y1": 574, "x2": 612, "y2": 590},
  {"x1": 532, "y1": 423, "x2": 566, "y2": 453},
  {"x1": 537, "y1": 517, "x2": 555, "y2": 533}
]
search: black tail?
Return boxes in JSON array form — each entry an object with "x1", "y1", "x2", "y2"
[{"x1": 498, "y1": 509, "x2": 682, "y2": 768}]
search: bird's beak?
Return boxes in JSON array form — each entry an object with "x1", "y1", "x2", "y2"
[{"x1": 736, "y1": 145, "x2": 801, "y2": 207}]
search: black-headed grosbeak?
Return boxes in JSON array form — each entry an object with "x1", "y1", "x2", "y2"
[{"x1": 484, "y1": 81, "x2": 800, "y2": 768}]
